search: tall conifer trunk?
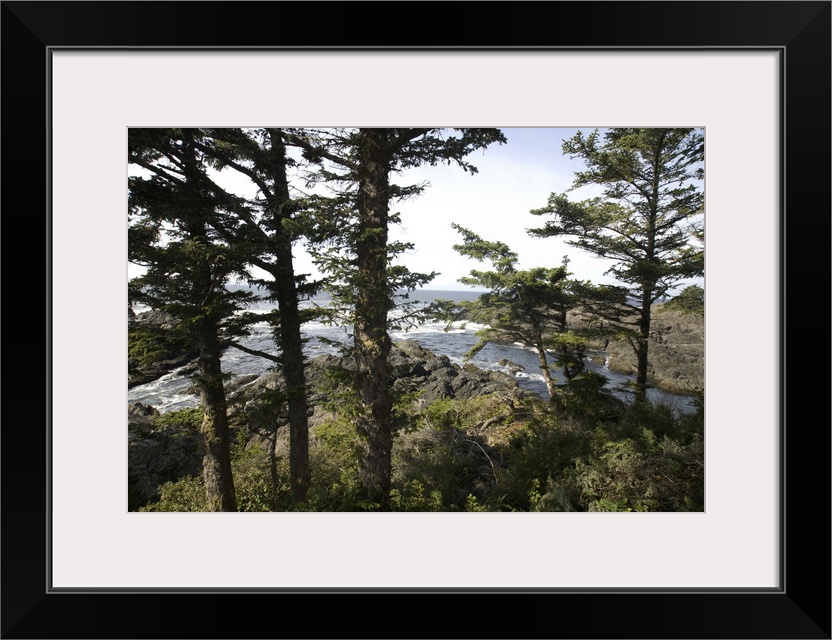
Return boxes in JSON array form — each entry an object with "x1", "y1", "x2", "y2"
[
  {"x1": 353, "y1": 129, "x2": 394, "y2": 509},
  {"x1": 195, "y1": 317, "x2": 237, "y2": 512},
  {"x1": 634, "y1": 133, "x2": 664, "y2": 404},
  {"x1": 183, "y1": 131, "x2": 237, "y2": 511},
  {"x1": 267, "y1": 129, "x2": 310, "y2": 505},
  {"x1": 191, "y1": 128, "x2": 312, "y2": 506},
  {"x1": 279, "y1": 127, "x2": 505, "y2": 509},
  {"x1": 635, "y1": 293, "x2": 652, "y2": 404},
  {"x1": 130, "y1": 128, "x2": 250, "y2": 512}
]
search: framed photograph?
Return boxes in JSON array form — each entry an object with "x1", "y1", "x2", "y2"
[{"x1": 3, "y1": 1, "x2": 829, "y2": 638}]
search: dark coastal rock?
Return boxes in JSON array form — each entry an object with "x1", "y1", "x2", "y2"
[
  {"x1": 497, "y1": 358, "x2": 525, "y2": 375},
  {"x1": 222, "y1": 339, "x2": 524, "y2": 449},
  {"x1": 224, "y1": 341, "x2": 524, "y2": 440},
  {"x1": 378, "y1": 340, "x2": 520, "y2": 404},
  {"x1": 129, "y1": 308, "x2": 178, "y2": 329},
  {"x1": 127, "y1": 402, "x2": 159, "y2": 435},
  {"x1": 224, "y1": 373, "x2": 261, "y2": 394},
  {"x1": 228, "y1": 340, "x2": 521, "y2": 415},
  {"x1": 128, "y1": 341, "x2": 524, "y2": 509},
  {"x1": 605, "y1": 306, "x2": 704, "y2": 395},
  {"x1": 129, "y1": 401, "x2": 159, "y2": 418},
  {"x1": 127, "y1": 402, "x2": 203, "y2": 510}
]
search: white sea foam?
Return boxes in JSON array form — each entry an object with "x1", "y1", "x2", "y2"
[{"x1": 513, "y1": 372, "x2": 545, "y2": 382}]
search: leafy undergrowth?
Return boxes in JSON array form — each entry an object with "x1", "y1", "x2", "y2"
[{"x1": 140, "y1": 386, "x2": 703, "y2": 513}]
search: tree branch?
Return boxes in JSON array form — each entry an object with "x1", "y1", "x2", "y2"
[
  {"x1": 128, "y1": 156, "x2": 186, "y2": 186},
  {"x1": 192, "y1": 139, "x2": 274, "y2": 203},
  {"x1": 282, "y1": 131, "x2": 356, "y2": 171},
  {"x1": 224, "y1": 340, "x2": 281, "y2": 363}
]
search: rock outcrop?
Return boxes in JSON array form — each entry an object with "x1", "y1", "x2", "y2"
[
  {"x1": 392, "y1": 340, "x2": 522, "y2": 403},
  {"x1": 127, "y1": 402, "x2": 203, "y2": 510},
  {"x1": 128, "y1": 340, "x2": 523, "y2": 509},
  {"x1": 604, "y1": 306, "x2": 704, "y2": 395},
  {"x1": 227, "y1": 339, "x2": 521, "y2": 423}
]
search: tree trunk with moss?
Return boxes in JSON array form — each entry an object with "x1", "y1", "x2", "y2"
[
  {"x1": 267, "y1": 129, "x2": 311, "y2": 505},
  {"x1": 285, "y1": 127, "x2": 506, "y2": 509},
  {"x1": 129, "y1": 128, "x2": 258, "y2": 512},
  {"x1": 195, "y1": 317, "x2": 237, "y2": 512},
  {"x1": 353, "y1": 130, "x2": 395, "y2": 509}
]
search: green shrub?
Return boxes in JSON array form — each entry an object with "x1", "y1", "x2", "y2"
[
  {"x1": 420, "y1": 395, "x2": 514, "y2": 433},
  {"x1": 300, "y1": 417, "x2": 369, "y2": 511},
  {"x1": 463, "y1": 493, "x2": 490, "y2": 512},
  {"x1": 390, "y1": 394, "x2": 524, "y2": 510},
  {"x1": 528, "y1": 474, "x2": 581, "y2": 512},
  {"x1": 128, "y1": 325, "x2": 194, "y2": 371},
  {"x1": 614, "y1": 400, "x2": 679, "y2": 443},
  {"x1": 140, "y1": 426, "x2": 294, "y2": 512},
  {"x1": 496, "y1": 413, "x2": 590, "y2": 511},
  {"x1": 569, "y1": 431, "x2": 704, "y2": 512},
  {"x1": 663, "y1": 285, "x2": 704, "y2": 314},
  {"x1": 501, "y1": 398, "x2": 704, "y2": 512},
  {"x1": 155, "y1": 407, "x2": 203, "y2": 431},
  {"x1": 139, "y1": 476, "x2": 206, "y2": 512},
  {"x1": 231, "y1": 432, "x2": 292, "y2": 512},
  {"x1": 391, "y1": 425, "x2": 494, "y2": 510},
  {"x1": 389, "y1": 479, "x2": 446, "y2": 512}
]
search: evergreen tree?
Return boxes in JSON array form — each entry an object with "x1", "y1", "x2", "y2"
[
  {"x1": 287, "y1": 128, "x2": 506, "y2": 508},
  {"x1": 446, "y1": 224, "x2": 588, "y2": 403},
  {"x1": 529, "y1": 128, "x2": 704, "y2": 402},
  {"x1": 128, "y1": 128, "x2": 254, "y2": 511},
  {"x1": 193, "y1": 128, "x2": 321, "y2": 506}
]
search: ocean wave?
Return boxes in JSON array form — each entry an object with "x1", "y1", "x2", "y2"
[
  {"x1": 392, "y1": 326, "x2": 468, "y2": 337},
  {"x1": 512, "y1": 371, "x2": 545, "y2": 382}
]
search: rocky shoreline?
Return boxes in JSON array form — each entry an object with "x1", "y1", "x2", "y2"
[
  {"x1": 129, "y1": 301, "x2": 704, "y2": 398},
  {"x1": 128, "y1": 311, "x2": 705, "y2": 510},
  {"x1": 128, "y1": 340, "x2": 523, "y2": 509}
]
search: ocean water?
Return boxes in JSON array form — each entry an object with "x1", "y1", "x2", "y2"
[{"x1": 128, "y1": 287, "x2": 698, "y2": 414}]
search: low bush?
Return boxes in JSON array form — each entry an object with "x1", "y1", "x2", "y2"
[{"x1": 137, "y1": 384, "x2": 703, "y2": 513}]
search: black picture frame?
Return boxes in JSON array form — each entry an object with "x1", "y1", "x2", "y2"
[{"x1": 2, "y1": 2, "x2": 829, "y2": 638}]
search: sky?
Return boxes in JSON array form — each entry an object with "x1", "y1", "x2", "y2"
[
  {"x1": 385, "y1": 127, "x2": 603, "y2": 290},
  {"x1": 128, "y1": 127, "x2": 705, "y2": 294}
]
